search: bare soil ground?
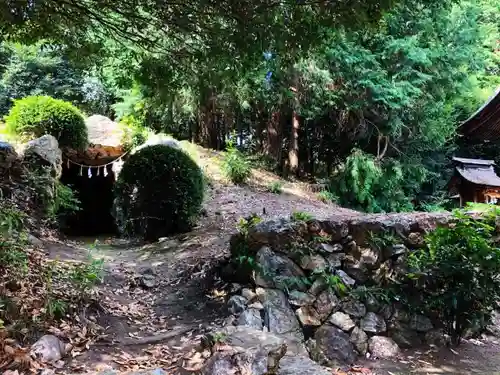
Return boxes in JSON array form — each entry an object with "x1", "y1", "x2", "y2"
[{"x1": 39, "y1": 144, "x2": 500, "y2": 374}]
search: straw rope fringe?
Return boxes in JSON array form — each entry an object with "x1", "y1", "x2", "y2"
[{"x1": 63, "y1": 150, "x2": 130, "y2": 178}]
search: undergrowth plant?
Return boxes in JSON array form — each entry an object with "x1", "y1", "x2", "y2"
[
  {"x1": 317, "y1": 190, "x2": 337, "y2": 203},
  {"x1": 267, "y1": 181, "x2": 283, "y2": 194},
  {"x1": 221, "y1": 137, "x2": 251, "y2": 184},
  {"x1": 406, "y1": 208, "x2": 500, "y2": 346},
  {"x1": 291, "y1": 211, "x2": 314, "y2": 222}
]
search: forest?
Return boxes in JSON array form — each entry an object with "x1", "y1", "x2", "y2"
[{"x1": 1, "y1": 0, "x2": 499, "y2": 213}]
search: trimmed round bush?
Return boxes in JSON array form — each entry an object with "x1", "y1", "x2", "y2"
[
  {"x1": 114, "y1": 144, "x2": 205, "y2": 240},
  {"x1": 4, "y1": 96, "x2": 88, "y2": 150}
]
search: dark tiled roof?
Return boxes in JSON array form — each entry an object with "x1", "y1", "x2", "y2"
[
  {"x1": 456, "y1": 165, "x2": 500, "y2": 187},
  {"x1": 459, "y1": 87, "x2": 500, "y2": 141},
  {"x1": 452, "y1": 157, "x2": 495, "y2": 166}
]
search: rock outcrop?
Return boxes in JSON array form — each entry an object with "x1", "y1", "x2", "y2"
[{"x1": 222, "y1": 212, "x2": 452, "y2": 371}]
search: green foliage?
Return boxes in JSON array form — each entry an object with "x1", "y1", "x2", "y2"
[
  {"x1": 115, "y1": 144, "x2": 205, "y2": 240},
  {"x1": 406, "y1": 208, "x2": 500, "y2": 345},
  {"x1": 120, "y1": 114, "x2": 148, "y2": 151},
  {"x1": 267, "y1": 181, "x2": 283, "y2": 194},
  {"x1": 49, "y1": 181, "x2": 81, "y2": 225},
  {"x1": 317, "y1": 190, "x2": 337, "y2": 203},
  {"x1": 290, "y1": 211, "x2": 314, "y2": 222},
  {"x1": 0, "y1": 42, "x2": 114, "y2": 117},
  {"x1": 0, "y1": 203, "x2": 28, "y2": 270},
  {"x1": 332, "y1": 150, "x2": 415, "y2": 213},
  {"x1": 69, "y1": 252, "x2": 105, "y2": 294},
  {"x1": 221, "y1": 139, "x2": 252, "y2": 185},
  {"x1": 310, "y1": 268, "x2": 349, "y2": 296},
  {"x1": 4, "y1": 95, "x2": 88, "y2": 149}
]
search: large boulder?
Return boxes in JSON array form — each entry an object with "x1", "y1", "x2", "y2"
[
  {"x1": 254, "y1": 247, "x2": 307, "y2": 291},
  {"x1": 31, "y1": 335, "x2": 67, "y2": 363},
  {"x1": 201, "y1": 343, "x2": 286, "y2": 375},
  {"x1": 368, "y1": 336, "x2": 400, "y2": 359},
  {"x1": 278, "y1": 355, "x2": 332, "y2": 375},
  {"x1": 201, "y1": 327, "x2": 331, "y2": 375},
  {"x1": 261, "y1": 289, "x2": 304, "y2": 349},
  {"x1": 23, "y1": 135, "x2": 62, "y2": 178},
  {"x1": 313, "y1": 325, "x2": 357, "y2": 366}
]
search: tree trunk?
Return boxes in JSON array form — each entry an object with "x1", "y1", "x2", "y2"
[{"x1": 288, "y1": 110, "x2": 300, "y2": 176}]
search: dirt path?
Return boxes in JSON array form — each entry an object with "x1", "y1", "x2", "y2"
[
  {"x1": 41, "y1": 182, "x2": 500, "y2": 374},
  {"x1": 359, "y1": 337, "x2": 500, "y2": 374}
]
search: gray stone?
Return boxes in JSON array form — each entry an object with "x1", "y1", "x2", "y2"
[
  {"x1": 306, "y1": 338, "x2": 331, "y2": 366},
  {"x1": 389, "y1": 322, "x2": 422, "y2": 349},
  {"x1": 23, "y1": 135, "x2": 63, "y2": 178},
  {"x1": 223, "y1": 315, "x2": 237, "y2": 327},
  {"x1": 314, "y1": 289, "x2": 340, "y2": 321},
  {"x1": 237, "y1": 308, "x2": 263, "y2": 330},
  {"x1": 278, "y1": 355, "x2": 332, "y2": 375},
  {"x1": 407, "y1": 232, "x2": 425, "y2": 248},
  {"x1": 288, "y1": 290, "x2": 315, "y2": 307},
  {"x1": 228, "y1": 295, "x2": 247, "y2": 315},
  {"x1": 262, "y1": 289, "x2": 303, "y2": 342},
  {"x1": 248, "y1": 301, "x2": 264, "y2": 310},
  {"x1": 248, "y1": 218, "x2": 305, "y2": 251},
  {"x1": 326, "y1": 253, "x2": 346, "y2": 269},
  {"x1": 323, "y1": 221, "x2": 349, "y2": 242},
  {"x1": 212, "y1": 325, "x2": 306, "y2": 357},
  {"x1": 409, "y1": 314, "x2": 433, "y2": 333},
  {"x1": 379, "y1": 304, "x2": 394, "y2": 320},
  {"x1": 27, "y1": 234, "x2": 44, "y2": 248},
  {"x1": 336, "y1": 270, "x2": 356, "y2": 287},
  {"x1": 94, "y1": 370, "x2": 167, "y2": 375},
  {"x1": 361, "y1": 312, "x2": 386, "y2": 334},
  {"x1": 384, "y1": 244, "x2": 407, "y2": 260},
  {"x1": 308, "y1": 278, "x2": 327, "y2": 296},
  {"x1": 425, "y1": 329, "x2": 450, "y2": 347},
  {"x1": 296, "y1": 306, "x2": 322, "y2": 327},
  {"x1": 300, "y1": 254, "x2": 327, "y2": 271},
  {"x1": 201, "y1": 342, "x2": 286, "y2": 375},
  {"x1": 341, "y1": 299, "x2": 367, "y2": 318},
  {"x1": 344, "y1": 256, "x2": 369, "y2": 284},
  {"x1": 368, "y1": 336, "x2": 400, "y2": 359},
  {"x1": 350, "y1": 326, "x2": 368, "y2": 355},
  {"x1": 329, "y1": 312, "x2": 355, "y2": 332},
  {"x1": 314, "y1": 325, "x2": 357, "y2": 365},
  {"x1": 241, "y1": 288, "x2": 257, "y2": 302},
  {"x1": 360, "y1": 247, "x2": 381, "y2": 270},
  {"x1": 31, "y1": 335, "x2": 67, "y2": 362},
  {"x1": 140, "y1": 274, "x2": 156, "y2": 288},
  {"x1": 365, "y1": 295, "x2": 381, "y2": 313},
  {"x1": 255, "y1": 247, "x2": 307, "y2": 291},
  {"x1": 344, "y1": 241, "x2": 361, "y2": 257},
  {"x1": 320, "y1": 243, "x2": 343, "y2": 254}
]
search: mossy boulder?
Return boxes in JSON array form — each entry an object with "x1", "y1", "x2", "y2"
[
  {"x1": 114, "y1": 144, "x2": 204, "y2": 240},
  {"x1": 4, "y1": 96, "x2": 88, "y2": 150}
]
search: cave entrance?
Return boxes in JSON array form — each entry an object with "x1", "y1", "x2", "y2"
[{"x1": 60, "y1": 160, "x2": 118, "y2": 237}]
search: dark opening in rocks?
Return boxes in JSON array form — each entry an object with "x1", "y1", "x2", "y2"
[{"x1": 60, "y1": 161, "x2": 117, "y2": 236}]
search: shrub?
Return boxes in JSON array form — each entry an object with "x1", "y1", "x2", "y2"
[
  {"x1": 406, "y1": 208, "x2": 500, "y2": 346},
  {"x1": 267, "y1": 181, "x2": 283, "y2": 194},
  {"x1": 317, "y1": 190, "x2": 337, "y2": 203},
  {"x1": 114, "y1": 144, "x2": 205, "y2": 240},
  {"x1": 221, "y1": 140, "x2": 251, "y2": 184},
  {"x1": 290, "y1": 211, "x2": 314, "y2": 222},
  {"x1": 4, "y1": 95, "x2": 88, "y2": 149}
]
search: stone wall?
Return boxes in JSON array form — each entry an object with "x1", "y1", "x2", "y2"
[{"x1": 223, "y1": 212, "x2": 452, "y2": 368}]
